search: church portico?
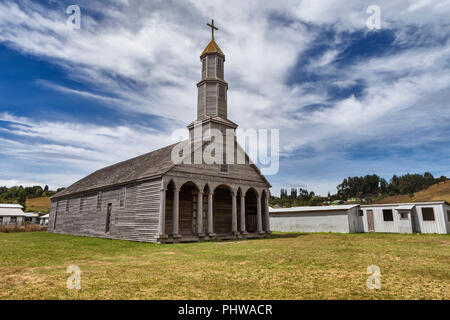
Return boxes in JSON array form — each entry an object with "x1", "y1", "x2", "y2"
[{"x1": 158, "y1": 176, "x2": 270, "y2": 243}]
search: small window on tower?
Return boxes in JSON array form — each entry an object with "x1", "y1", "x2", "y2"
[
  {"x1": 217, "y1": 58, "x2": 222, "y2": 69},
  {"x1": 219, "y1": 84, "x2": 226, "y2": 101}
]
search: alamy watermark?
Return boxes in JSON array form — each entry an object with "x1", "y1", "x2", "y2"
[
  {"x1": 366, "y1": 5, "x2": 381, "y2": 30},
  {"x1": 366, "y1": 265, "x2": 381, "y2": 290},
  {"x1": 170, "y1": 122, "x2": 279, "y2": 175},
  {"x1": 66, "y1": 265, "x2": 81, "y2": 290},
  {"x1": 66, "y1": 5, "x2": 81, "y2": 30}
]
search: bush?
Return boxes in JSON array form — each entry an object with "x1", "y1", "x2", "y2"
[{"x1": 1, "y1": 224, "x2": 47, "y2": 233}]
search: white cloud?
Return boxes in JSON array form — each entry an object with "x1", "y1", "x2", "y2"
[
  {"x1": 0, "y1": 0, "x2": 449, "y2": 194},
  {"x1": 0, "y1": 112, "x2": 175, "y2": 188}
]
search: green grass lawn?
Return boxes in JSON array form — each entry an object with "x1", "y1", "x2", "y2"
[{"x1": 0, "y1": 232, "x2": 449, "y2": 299}]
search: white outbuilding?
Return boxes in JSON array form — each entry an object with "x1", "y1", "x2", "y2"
[
  {"x1": 0, "y1": 204, "x2": 26, "y2": 226},
  {"x1": 360, "y1": 201, "x2": 450, "y2": 234},
  {"x1": 40, "y1": 214, "x2": 49, "y2": 226},
  {"x1": 269, "y1": 205, "x2": 361, "y2": 233},
  {"x1": 270, "y1": 201, "x2": 450, "y2": 234},
  {"x1": 23, "y1": 212, "x2": 40, "y2": 224}
]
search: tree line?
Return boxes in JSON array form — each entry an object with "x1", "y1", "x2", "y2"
[
  {"x1": 270, "y1": 172, "x2": 448, "y2": 208},
  {"x1": 0, "y1": 185, "x2": 65, "y2": 209},
  {"x1": 336, "y1": 172, "x2": 447, "y2": 199},
  {"x1": 270, "y1": 187, "x2": 334, "y2": 207}
]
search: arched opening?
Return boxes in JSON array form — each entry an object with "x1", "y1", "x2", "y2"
[
  {"x1": 179, "y1": 181, "x2": 199, "y2": 236},
  {"x1": 245, "y1": 188, "x2": 258, "y2": 233},
  {"x1": 213, "y1": 184, "x2": 232, "y2": 235}
]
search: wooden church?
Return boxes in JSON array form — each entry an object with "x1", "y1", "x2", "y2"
[{"x1": 49, "y1": 21, "x2": 272, "y2": 243}]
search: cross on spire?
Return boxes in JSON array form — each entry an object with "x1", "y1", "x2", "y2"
[{"x1": 207, "y1": 19, "x2": 218, "y2": 41}]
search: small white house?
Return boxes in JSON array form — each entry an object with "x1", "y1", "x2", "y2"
[
  {"x1": 0, "y1": 204, "x2": 26, "y2": 226},
  {"x1": 360, "y1": 201, "x2": 450, "y2": 234},
  {"x1": 24, "y1": 212, "x2": 40, "y2": 224},
  {"x1": 269, "y1": 205, "x2": 361, "y2": 233},
  {"x1": 40, "y1": 214, "x2": 49, "y2": 226}
]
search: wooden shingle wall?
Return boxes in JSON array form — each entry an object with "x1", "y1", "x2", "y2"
[{"x1": 48, "y1": 178, "x2": 162, "y2": 242}]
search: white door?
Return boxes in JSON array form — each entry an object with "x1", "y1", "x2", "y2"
[{"x1": 398, "y1": 210, "x2": 413, "y2": 233}]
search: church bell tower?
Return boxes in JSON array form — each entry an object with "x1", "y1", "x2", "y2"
[{"x1": 188, "y1": 20, "x2": 238, "y2": 138}]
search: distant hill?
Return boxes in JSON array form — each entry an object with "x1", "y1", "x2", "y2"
[
  {"x1": 373, "y1": 180, "x2": 450, "y2": 204},
  {"x1": 25, "y1": 197, "x2": 51, "y2": 213}
]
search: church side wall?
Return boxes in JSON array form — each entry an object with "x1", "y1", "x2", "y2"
[{"x1": 48, "y1": 178, "x2": 162, "y2": 242}]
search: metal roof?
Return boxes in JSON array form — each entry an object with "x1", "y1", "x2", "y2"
[
  {"x1": 270, "y1": 204, "x2": 359, "y2": 214},
  {"x1": 23, "y1": 212, "x2": 40, "y2": 217},
  {"x1": 0, "y1": 204, "x2": 23, "y2": 208},
  {"x1": 396, "y1": 204, "x2": 416, "y2": 210},
  {"x1": 361, "y1": 201, "x2": 446, "y2": 208},
  {"x1": 0, "y1": 205, "x2": 25, "y2": 217}
]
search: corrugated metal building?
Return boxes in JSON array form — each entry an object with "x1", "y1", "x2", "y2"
[
  {"x1": 270, "y1": 201, "x2": 450, "y2": 234},
  {"x1": 360, "y1": 201, "x2": 450, "y2": 234},
  {"x1": 0, "y1": 204, "x2": 26, "y2": 226},
  {"x1": 269, "y1": 205, "x2": 361, "y2": 233}
]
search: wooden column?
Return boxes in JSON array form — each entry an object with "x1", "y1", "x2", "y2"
[
  {"x1": 231, "y1": 192, "x2": 237, "y2": 235},
  {"x1": 240, "y1": 194, "x2": 247, "y2": 234},
  {"x1": 158, "y1": 189, "x2": 167, "y2": 237},
  {"x1": 172, "y1": 187, "x2": 180, "y2": 237},
  {"x1": 197, "y1": 191, "x2": 204, "y2": 236},
  {"x1": 256, "y1": 194, "x2": 263, "y2": 233},
  {"x1": 207, "y1": 192, "x2": 215, "y2": 236},
  {"x1": 264, "y1": 196, "x2": 271, "y2": 233}
]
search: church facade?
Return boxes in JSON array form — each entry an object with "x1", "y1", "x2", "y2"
[{"x1": 48, "y1": 21, "x2": 272, "y2": 243}]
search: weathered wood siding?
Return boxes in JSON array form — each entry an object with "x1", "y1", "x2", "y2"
[
  {"x1": 48, "y1": 178, "x2": 162, "y2": 242},
  {"x1": 206, "y1": 84, "x2": 217, "y2": 116},
  {"x1": 207, "y1": 55, "x2": 216, "y2": 78},
  {"x1": 201, "y1": 58, "x2": 206, "y2": 79},
  {"x1": 216, "y1": 57, "x2": 224, "y2": 80},
  {"x1": 197, "y1": 85, "x2": 205, "y2": 117}
]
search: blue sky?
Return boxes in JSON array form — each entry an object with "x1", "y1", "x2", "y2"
[{"x1": 0, "y1": 0, "x2": 450, "y2": 195}]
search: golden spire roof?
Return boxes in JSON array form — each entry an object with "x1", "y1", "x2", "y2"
[{"x1": 200, "y1": 39, "x2": 225, "y2": 58}]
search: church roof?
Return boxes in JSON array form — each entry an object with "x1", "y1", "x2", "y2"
[
  {"x1": 201, "y1": 40, "x2": 225, "y2": 58},
  {"x1": 53, "y1": 143, "x2": 180, "y2": 199}
]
